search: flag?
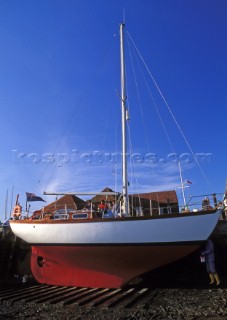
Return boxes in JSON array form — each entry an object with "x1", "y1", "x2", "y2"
[
  {"x1": 26, "y1": 192, "x2": 46, "y2": 202},
  {"x1": 187, "y1": 180, "x2": 192, "y2": 184}
]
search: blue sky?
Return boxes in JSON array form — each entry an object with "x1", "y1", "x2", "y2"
[{"x1": 0, "y1": 0, "x2": 226, "y2": 221}]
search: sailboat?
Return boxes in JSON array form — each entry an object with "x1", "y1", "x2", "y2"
[{"x1": 9, "y1": 23, "x2": 222, "y2": 289}]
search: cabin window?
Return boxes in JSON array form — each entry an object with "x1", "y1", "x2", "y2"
[
  {"x1": 53, "y1": 214, "x2": 69, "y2": 220},
  {"x1": 72, "y1": 213, "x2": 88, "y2": 219}
]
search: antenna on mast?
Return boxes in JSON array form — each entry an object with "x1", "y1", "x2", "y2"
[
  {"x1": 123, "y1": 8, "x2": 126, "y2": 24},
  {"x1": 178, "y1": 161, "x2": 188, "y2": 209}
]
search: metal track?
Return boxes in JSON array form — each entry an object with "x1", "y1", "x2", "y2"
[{"x1": 0, "y1": 283, "x2": 153, "y2": 309}]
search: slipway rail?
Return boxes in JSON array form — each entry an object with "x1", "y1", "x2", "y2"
[{"x1": 0, "y1": 283, "x2": 152, "y2": 309}]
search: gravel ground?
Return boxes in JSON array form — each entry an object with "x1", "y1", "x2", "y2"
[{"x1": 0, "y1": 287, "x2": 227, "y2": 320}]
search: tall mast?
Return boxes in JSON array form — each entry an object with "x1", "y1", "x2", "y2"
[{"x1": 120, "y1": 23, "x2": 128, "y2": 214}]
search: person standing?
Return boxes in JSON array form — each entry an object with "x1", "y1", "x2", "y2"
[
  {"x1": 202, "y1": 197, "x2": 210, "y2": 210},
  {"x1": 200, "y1": 239, "x2": 220, "y2": 285}
]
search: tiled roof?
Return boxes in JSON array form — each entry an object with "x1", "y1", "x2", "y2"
[
  {"x1": 90, "y1": 187, "x2": 120, "y2": 203},
  {"x1": 43, "y1": 195, "x2": 86, "y2": 213},
  {"x1": 132, "y1": 190, "x2": 178, "y2": 204},
  {"x1": 91, "y1": 188, "x2": 178, "y2": 204}
]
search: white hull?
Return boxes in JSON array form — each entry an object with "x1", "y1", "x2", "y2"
[{"x1": 10, "y1": 210, "x2": 221, "y2": 245}]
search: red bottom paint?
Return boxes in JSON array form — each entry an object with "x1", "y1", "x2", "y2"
[{"x1": 31, "y1": 244, "x2": 200, "y2": 288}]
